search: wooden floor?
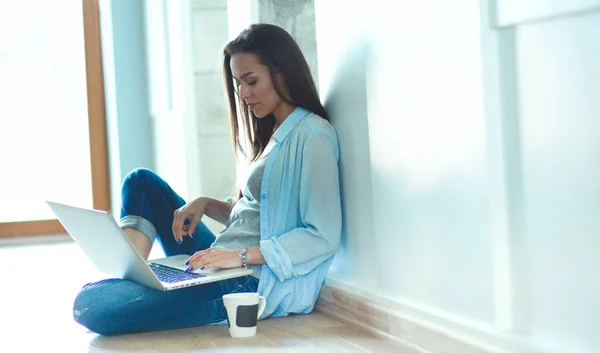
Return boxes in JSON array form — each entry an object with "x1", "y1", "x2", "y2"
[{"x1": 0, "y1": 238, "x2": 411, "y2": 352}]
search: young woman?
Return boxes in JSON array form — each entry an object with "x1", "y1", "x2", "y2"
[{"x1": 73, "y1": 23, "x2": 342, "y2": 335}]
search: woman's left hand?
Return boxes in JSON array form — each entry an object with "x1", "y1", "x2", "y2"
[{"x1": 185, "y1": 248, "x2": 243, "y2": 272}]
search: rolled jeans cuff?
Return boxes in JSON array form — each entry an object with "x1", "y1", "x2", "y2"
[{"x1": 119, "y1": 215, "x2": 157, "y2": 245}]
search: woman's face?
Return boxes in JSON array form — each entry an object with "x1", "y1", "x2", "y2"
[{"x1": 230, "y1": 52, "x2": 284, "y2": 119}]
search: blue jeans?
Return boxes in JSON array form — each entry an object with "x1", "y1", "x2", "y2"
[{"x1": 73, "y1": 168, "x2": 259, "y2": 335}]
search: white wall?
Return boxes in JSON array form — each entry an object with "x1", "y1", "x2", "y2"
[
  {"x1": 514, "y1": 10, "x2": 600, "y2": 351},
  {"x1": 316, "y1": 0, "x2": 493, "y2": 322},
  {"x1": 315, "y1": 0, "x2": 600, "y2": 352},
  {"x1": 497, "y1": 0, "x2": 600, "y2": 26}
]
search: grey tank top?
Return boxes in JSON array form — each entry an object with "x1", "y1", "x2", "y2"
[{"x1": 211, "y1": 154, "x2": 268, "y2": 279}]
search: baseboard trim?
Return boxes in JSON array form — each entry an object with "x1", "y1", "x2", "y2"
[{"x1": 315, "y1": 285, "x2": 518, "y2": 353}]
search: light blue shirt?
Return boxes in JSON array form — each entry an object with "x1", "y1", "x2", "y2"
[{"x1": 256, "y1": 106, "x2": 342, "y2": 319}]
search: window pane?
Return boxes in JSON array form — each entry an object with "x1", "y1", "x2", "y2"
[{"x1": 0, "y1": 1, "x2": 93, "y2": 222}]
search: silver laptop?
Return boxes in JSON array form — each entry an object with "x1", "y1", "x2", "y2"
[{"x1": 46, "y1": 201, "x2": 253, "y2": 291}]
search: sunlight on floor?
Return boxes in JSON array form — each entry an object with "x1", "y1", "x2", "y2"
[{"x1": 0, "y1": 238, "x2": 408, "y2": 353}]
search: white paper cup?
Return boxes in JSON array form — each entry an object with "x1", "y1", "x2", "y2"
[{"x1": 222, "y1": 292, "x2": 266, "y2": 338}]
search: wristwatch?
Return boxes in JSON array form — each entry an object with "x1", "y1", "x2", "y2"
[{"x1": 238, "y1": 248, "x2": 248, "y2": 268}]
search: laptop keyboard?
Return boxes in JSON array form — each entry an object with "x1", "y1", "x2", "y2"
[{"x1": 149, "y1": 263, "x2": 206, "y2": 283}]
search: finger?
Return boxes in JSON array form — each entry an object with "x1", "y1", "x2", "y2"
[
  {"x1": 200, "y1": 262, "x2": 214, "y2": 271},
  {"x1": 171, "y1": 210, "x2": 178, "y2": 240},
  {"x1": 187, "y1": 249, "x2": 215, "y2": 271},
  {"x1": 187, "y1": 215, "x2": 202, "y2": 239},
  {"x1": 187, "y1": 261, "x2": 211, "y2": 272},
  {"x1": 172, "y1": 210, "x2": 182, "y2": 244},
  {"x1": 187, "y1": 257, "x2": 208, "y2": 272},
  {"x1": 190, "y1": 250, "x2": 230, "y2": 271},
  {"x1": 186, "y1": 248, "x2": 211, "y2": 266},
  {"x1": 182, "y1": 217, "x2": 191, "y2": 236}
]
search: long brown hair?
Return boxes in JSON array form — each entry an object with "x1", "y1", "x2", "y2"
[{"x1": 223, "y1": 24, "x2": 328, "y2": 199}]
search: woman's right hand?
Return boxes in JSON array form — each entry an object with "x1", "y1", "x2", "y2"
[{"x1": 172, "y1": 197, "x2": 207, "y2": 244}]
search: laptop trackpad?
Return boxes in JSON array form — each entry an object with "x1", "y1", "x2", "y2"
[{"x1": 149, "y1": 254, "x2": 219, "y2": 274}]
